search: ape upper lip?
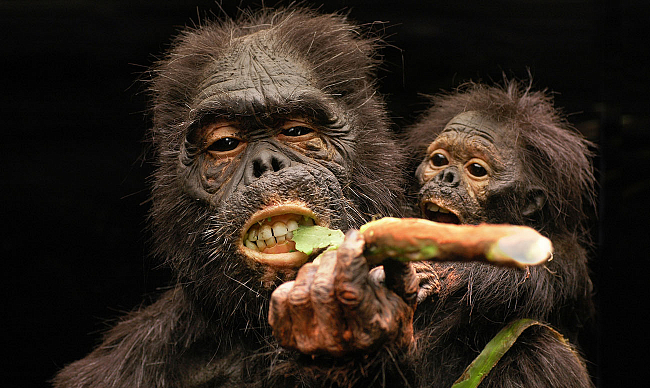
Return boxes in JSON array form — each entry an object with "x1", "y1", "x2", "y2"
[{"x1": 239, "y1": 203, "x2": 320, "y2": 267}]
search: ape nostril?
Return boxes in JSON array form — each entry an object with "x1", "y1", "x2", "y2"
[
  {"x1": 444, "y1": 172, "x2": 454, "y2": 183},
  {"x1": 248, "y1": 149, "x2": 291, "y2": 181},
  {"x1": 253, "y1": 159, "x2": 267, "y2": 178},
  {"x1": 271, "y1": 157, "x2": 283, "y2": 172},
  {"x1": 435, "y1": 168, "x2": 460, "y2": 187}
]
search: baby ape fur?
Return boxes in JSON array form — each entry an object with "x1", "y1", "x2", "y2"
[{"x1": 405, "y1": 79, "x2": 597, "y2": 387}]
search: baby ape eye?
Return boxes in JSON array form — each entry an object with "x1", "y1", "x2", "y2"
[
  {"x1": 282, "y1": 126, "x2": 313, "y2": 137},
  {"x1": 207, "y1": 137, "x2": 240, "y2": 152},
  {"x1": 467, "y1": 163, "x2": 488, "y2": 177},
  {"x1": 431, "y1": 153, "x2": 449, "y2": 167}
]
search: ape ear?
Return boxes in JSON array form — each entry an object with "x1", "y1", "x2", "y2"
[{"x1": 522, "y1": 188, "x2": 546, "y2": 217}]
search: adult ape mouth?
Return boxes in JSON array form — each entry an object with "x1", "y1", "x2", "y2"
[
  {"x1": 420, "y1": 200, "x2": 462, "y2": 224},
  {"x1": 239, "y1": 203, "x2": 320, "y2": 268}
]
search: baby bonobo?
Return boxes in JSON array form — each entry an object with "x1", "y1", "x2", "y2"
[{"x1": 405, "y1": 80, "x2": 597, "y2": 387}]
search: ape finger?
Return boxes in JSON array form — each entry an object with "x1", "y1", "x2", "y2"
[
  {"x1": 269, "y1": 281, "x2": 296, "y2": 349},
  {"x1": 287, "y1": 263, "x2": 320, "y2": 352},
  {"x1": 333, "y1": 230, "x2": 368, "y2": 308},
  {"x1": 311, "y1": 250, "x2": 346, "y2": 355},
  {"x1": 382, "y1": 259, "x2": 419, "y2": 307}
]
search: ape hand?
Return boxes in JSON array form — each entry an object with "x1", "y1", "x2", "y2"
[{"x1": 269, "y1": 230, "x2": 418, "y2": 356}]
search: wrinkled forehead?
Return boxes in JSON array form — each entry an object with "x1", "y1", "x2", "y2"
[
  {"x1": 193, "y1": 30, "x2": 326, "y2": 117},
  {"x1": 427, "y1": 111, "x2": 516, "y2": 167},
  {"x1": 441, "y1": 111, "x2": 502, "y2": 141}
]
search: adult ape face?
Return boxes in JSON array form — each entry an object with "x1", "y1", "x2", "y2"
[{"x1": 148, "y1": 9, "x2": 404, "y2": 324}]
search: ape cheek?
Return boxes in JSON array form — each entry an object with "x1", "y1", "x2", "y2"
[
  {"x1": 303, "y1": 137, "x2": 327, "y2": 153},
  {"x1": 467, "y1": 179, "x2": 489, "y2": 203},
  {"x1": 290, "y1": 138, "x2": 350, "y2": 185},
  {"x1": 202, "y1": 157, "x2": 230, "y2": 186},
  {"x1": 419, "y1": 164, "x2": 441, "y2": 184},
  {"x1": 182, "y1": 155, "x2": 232, "y2": 201},
  {"x1": 288, "y1": 137, "x2": 344, "y2": 165}
]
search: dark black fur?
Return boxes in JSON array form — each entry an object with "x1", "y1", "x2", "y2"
[
  {"x1": 405, "y1": 80, "x2": 597, "y2": 387},
  {"x1": 53, "y1": 8, "x2": 409, "y2": 388}
]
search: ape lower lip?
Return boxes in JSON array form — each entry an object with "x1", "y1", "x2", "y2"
[{"x1": 239, "y1": 245, "x2": 309, "y2": 268}]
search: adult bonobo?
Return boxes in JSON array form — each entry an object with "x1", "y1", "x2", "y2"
[
  {"x1": 405, "y1": 80, "x2": 597, "y2": 387},
  {"x1": 53, "y1": 8, "x2": 413, "y2": 388}
]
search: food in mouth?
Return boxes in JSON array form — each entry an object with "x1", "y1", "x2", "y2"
[{"x1": 243, "y1": 214, "x2": 315, "y2": 254}]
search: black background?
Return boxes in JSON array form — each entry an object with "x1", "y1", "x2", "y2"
[{"x1": 3, "y1": 1, "x2": 648, "y2": 386}]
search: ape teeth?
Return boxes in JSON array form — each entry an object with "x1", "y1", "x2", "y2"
[
  {"x1": 272, "y1": 222, "x2": 288, "y2": 237},
  {"x1": 427, "y1": 203, "x2": 451, "y2": 214},
  {"x1": 259, "y1": 225, "x2": 273, "y2": 241},
  {"x1": 286, "y1": 220, "x2": 299, "y2": 232},
  {"x1": 265, "y1": 237, "x2": 277, "y2": 247},
  {"x1": 256, "y1": 239, "x2": 267, "y2": 250},
  {"x1": 427, "y1": 203, "x2": 440, "y2": 212},
  {"x1": 248, "y1": 226, "x2": 258, "y2": 241},
  {"x1": 243, "y1": 216, "x2": 315, "y2": 253}
]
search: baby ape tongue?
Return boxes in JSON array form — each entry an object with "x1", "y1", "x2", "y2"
[
  {"x1": 244, "y1": 214, "x2": 314, "y2": 254},
  {"x1": 429, "y1": 212, "x2": 461, "y2": 224}
]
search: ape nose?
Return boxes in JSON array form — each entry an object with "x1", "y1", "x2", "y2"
[
  {"x1": 435, "y1": 167, "x2": 460, "y2": 187},
  {"x1": 244, "y1": 148, "x2": 292, "y2": 185}
]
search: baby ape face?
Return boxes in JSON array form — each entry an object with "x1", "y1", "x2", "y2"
[{"x1": 416, "y1": 111, "x2": 520, "y2": 225}]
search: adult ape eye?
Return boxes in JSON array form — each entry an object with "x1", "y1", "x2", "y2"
[
  {"x1": 282, "y1": 126, "x2": 313, "y2": 137},
  {"x1": 208, "y1": 137, "x2": 240, "y2": 152},
  {"x1": 467, "y1": 163, "x2": 488, "y2": 177},
  {"x1": 431, "y1": 153, "x2": 449, "y2": 167}
]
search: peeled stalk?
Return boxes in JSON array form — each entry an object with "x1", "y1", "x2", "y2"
[
  {"x1": 293, "y1": 217, "x2": 552, "y2": 268},
  {"x1": 360, "y1": 217, "x2": 552, "y2": 268}
]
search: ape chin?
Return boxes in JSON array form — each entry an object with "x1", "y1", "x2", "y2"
[
  {"x1": 53, "y1": 7, "x2": 409, "y2": 388},
  {"x1": 407, "y1": 79, "x2": 597, "y2": 387}
]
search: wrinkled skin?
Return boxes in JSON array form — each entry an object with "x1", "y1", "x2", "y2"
[
  {"x1": 417, "y1": 111, "x2": 523, "y2": 225},
  {"x1": 53, "y1": 9, "x2": 415, "y2": 388},
  {"x1": 405, "y1": 81, "x2": 596, "y2": 388},
  {"x1": 269, "y1": 230, "x2": 418, "y2": 356}
]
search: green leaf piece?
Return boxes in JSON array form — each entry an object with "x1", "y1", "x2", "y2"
[{"x1": 292, "y1": 225, "x2": 345, "y2": 255}]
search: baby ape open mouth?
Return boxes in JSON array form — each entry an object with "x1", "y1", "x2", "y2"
[
  {"x1": 421, "y1": 201, "x2": 461, "y2": 224},
  {"x1": 240, "y1": 204, "x2": 319, "y2": 268}
]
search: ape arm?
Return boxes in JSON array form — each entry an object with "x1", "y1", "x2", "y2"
[
  {"x1": 405, "y1": 239, "x2": 594, "y2": 387},
  {"x1": 269, "y1": 230, "x2": 418, "y2": 356},
  {"x1": 418, "y1": 238, "x2": 592, "y2": 341}
]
